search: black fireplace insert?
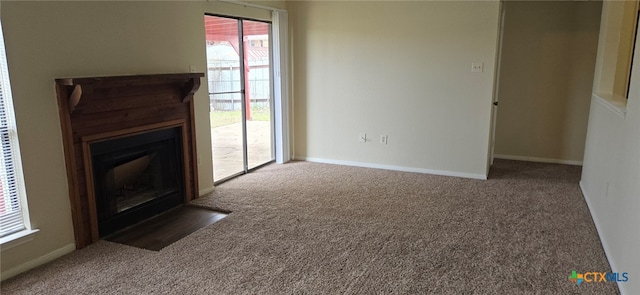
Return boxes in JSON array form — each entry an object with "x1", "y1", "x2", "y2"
[{"x1": 90, "y1": 127, "x2": 184, "y2": 237}]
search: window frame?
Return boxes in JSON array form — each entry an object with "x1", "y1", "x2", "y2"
[{"x1": 0, "y1": 19, "x2": 36, "y2": 248}]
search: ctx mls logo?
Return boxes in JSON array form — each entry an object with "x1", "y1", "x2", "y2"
[
  {"x1": 569, "y1": 270, "x2": 629, "y2": 286},
  {"x1": 568, "y1": 271, "x2": 585, "y2": 285}
]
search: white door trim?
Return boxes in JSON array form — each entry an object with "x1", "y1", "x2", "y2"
[{"x1": 272, "y1": 11, "x2": 291, "y2": 164}]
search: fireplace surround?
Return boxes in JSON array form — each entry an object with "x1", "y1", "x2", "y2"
[{"x1": 55, "y1": 73, "x2": 204, "y2": 248}]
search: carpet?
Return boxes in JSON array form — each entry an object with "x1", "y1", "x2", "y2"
[{"x1": 0, "y1": 160, "x2": 618, "y2": 294}]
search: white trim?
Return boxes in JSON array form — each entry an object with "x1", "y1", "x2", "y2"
[
  {"x1": 494, "y1": 154, "x2": 583, "y2": 166},
  {"x1": 593, "y1": 93, "x2": 627, "y2": 119},
  {"x1": 272, "y1": 11, "x2": 290, "y2": 164},
  {"x1": 0, "y1": 243, "x2": 75, "y2": 281},
  {"x1": 217, "y1": 0, "x2": 287, "y2": 12},
  {"x1": 199, "y1": 186, "x2": 215, "y2": 197},
  {"x1": 488, "y1": 0, "x2": 506, "y2": 173},
  {"x1": 0, "y1": 20, "x2": 32, "y2": 243},
  {"x1": 296, "y1": 156, "x2": 487, "y2": 180},
  {"x1": 579, "y1": 182, "x2": 626, "y2": 295},
  {"x1": 0, "y1": 229, "x2": 39, "y2": 251}
]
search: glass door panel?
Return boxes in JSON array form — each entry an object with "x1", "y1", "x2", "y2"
[
  {"x1": 205, "y1": 15, "x2": 244, "y2": 182},
  {"x1": 243, "y1": 20, "x2": 274, "y2": 170},
  {"x1": 210, "y1": 93, "x2": 244, "y2": 181}
]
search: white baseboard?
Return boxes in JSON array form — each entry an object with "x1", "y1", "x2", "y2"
[
  {"x1": 494, "y1": 154, "x2": 583, "y2": 166},
  {"x1": 296, "y1": 156, "x2": 487, "y2": 180},
  {"x1": 579, "y1": 181, "x2": 625, "y2": 294},
  {"x1": 1, "y1": 243, "x2": 75, "y2": 281},
  {"x1": 199, "y1": 186, "x2": 215, "y2": 197}
]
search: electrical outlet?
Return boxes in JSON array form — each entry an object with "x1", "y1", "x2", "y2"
[
  {"x1": 380, "y1": 135, "x2": 388, "y2": 144},
  {"x1": 190, "y1": 65, "x2": 197, "y2": 73},
  {"x1": 471, "y1": 62, "x2": 483, "y2": 73},
  {"x1": 359, "y1": 132, "x2": 367, "y2": 143}
]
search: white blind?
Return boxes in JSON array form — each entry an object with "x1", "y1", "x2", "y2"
[{"x1": 0, "y1": 20, "x2": 26, "y2": 238}]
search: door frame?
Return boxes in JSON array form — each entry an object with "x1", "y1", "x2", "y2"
[{"x1": 487, "y1": 1, "x2": 506, "y2": 175}]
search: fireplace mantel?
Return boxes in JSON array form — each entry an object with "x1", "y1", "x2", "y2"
[
  {"x1": 57, "y1": 74, "x2": 202, "y2": 114},
  {"x1": 55, "y1": 73, "x2": 204, "y2": 248}
]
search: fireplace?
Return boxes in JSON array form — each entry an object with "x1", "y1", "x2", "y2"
[
  {"x1": 55, "y1": 73, "x2": 204, "y2": 248},
  {"x1": 90, "y1": 127, "x2": 184, "y2": 237}
]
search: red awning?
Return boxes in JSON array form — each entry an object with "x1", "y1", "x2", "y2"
[{"x1": 204, "y1": 16, "x2": 269, "y2": 42}]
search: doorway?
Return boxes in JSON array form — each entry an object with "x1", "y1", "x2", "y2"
[
  {"x1": 204, "y1": 15, "x2": 275, "y2": 183},
  {"x1": 491, "y1": 1, "x2": 602, "y2": 165}
]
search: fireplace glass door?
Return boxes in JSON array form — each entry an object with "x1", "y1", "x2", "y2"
[{"x1": 90, "y1": 127, "x2": 184, "y2": 237}]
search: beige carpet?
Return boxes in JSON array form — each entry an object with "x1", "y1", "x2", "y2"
[{"x1": 1, "y1": 160, "x2": 618, "y2": 294}]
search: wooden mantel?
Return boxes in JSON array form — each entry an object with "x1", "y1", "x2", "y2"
[{"x1": 55, "y1": 73, "x2": 204, "y2": 248}]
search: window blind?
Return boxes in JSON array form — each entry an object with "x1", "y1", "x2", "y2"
[{"x1": 0, "y1": 20, "x2": 26, "y2": 238}]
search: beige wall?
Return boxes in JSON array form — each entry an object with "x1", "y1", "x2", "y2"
[
  {"x1": 581, "y1": 93, "x2": 640, "y2": 295},
  {"x1": 581, "y1": 1, "x2": 640, "y2": 294},
  {"x1": 0, "y1": 0, "x2": 283, "y2": 279},
  {"x1": 288, "y1": 1, "x2": 500, "y2": 177},
  {"x1": 494, "y1": 1, "x2": 602, "y2": 164}
]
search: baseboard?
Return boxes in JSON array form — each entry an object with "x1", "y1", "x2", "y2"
[
  {"x1": 296, "y1": 156, "x2": 487, "y2": 180},
  {"x1": 579, "y1": 181, "x2": 625, "y2": 294},
  {"x1": 0, "y1": 243, "x2": 75, "y2": 282},
  {"x1": 494, "y1": 154, "x2": 583, "y2": 166},
  {"x1": 199, "y1": 186, "x2": 215, "y2": 197}
]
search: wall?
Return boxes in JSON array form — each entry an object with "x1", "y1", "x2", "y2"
[
  {"x1": 288, "y1": 1, "x2": 500, "y2": 178},
  {"x1": 494, "y1": 1, "x2": 602, "y2": 164},
  {"x1": 0, "y1": 0, "x2": 283, "y2": 279},
  {"x1": 581, "y1": 2, "x2": 640, "y2": 295},
  {"x1": 593, "y1": 0, "x2": 638, "y2": 97}
]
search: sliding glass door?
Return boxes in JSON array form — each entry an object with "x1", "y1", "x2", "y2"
[
  {"x1": 205, "y1": 15, "x2": 274, "y2": 183},
  {"x1": 243, "y1": 20, "x2": 275, "y2": 171}
]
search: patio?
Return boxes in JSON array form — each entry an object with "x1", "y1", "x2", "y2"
[{"x1": 211, "y1": 120, "x2": 273, "y2": 181}]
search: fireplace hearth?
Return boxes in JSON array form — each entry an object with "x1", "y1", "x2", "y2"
[{"x1": 55, "y1": 73, "x2": 204, "y2": 248}]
